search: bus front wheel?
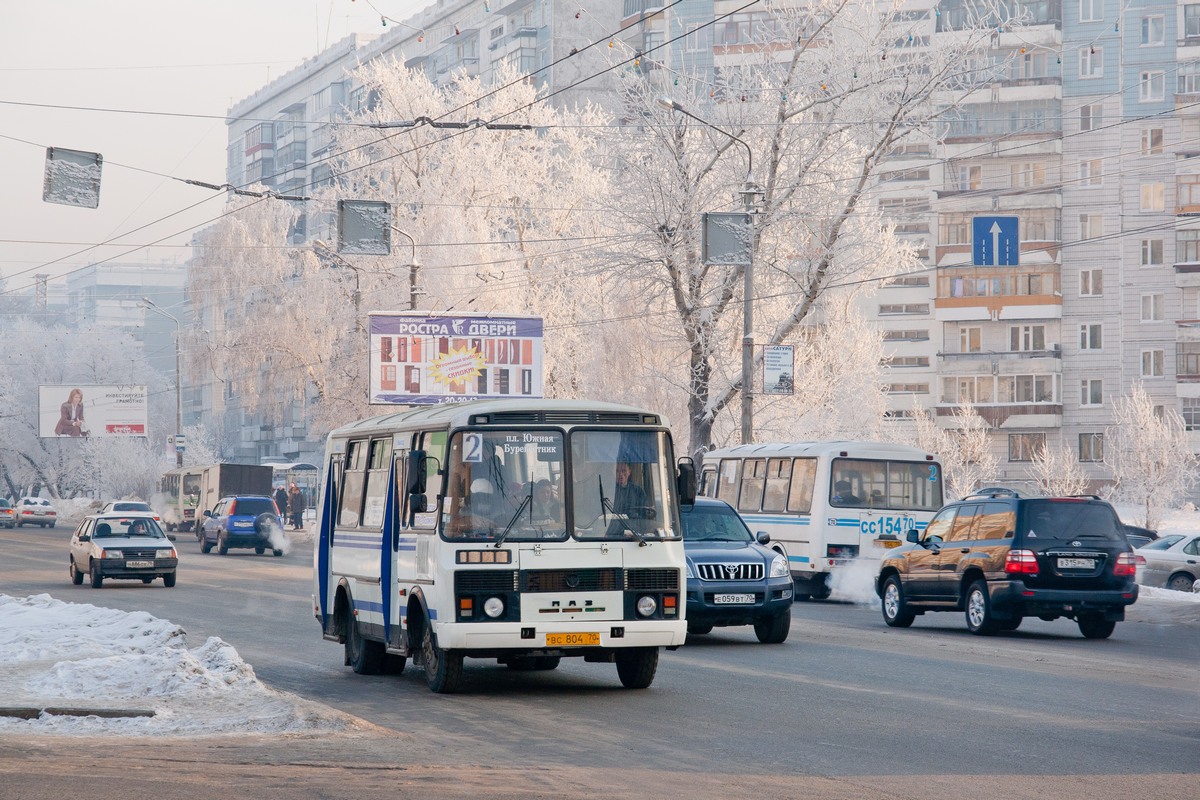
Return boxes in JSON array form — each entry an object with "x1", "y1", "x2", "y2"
[
  {"x1": 421, "y1": 617, "x2": 463, "y2": 694},
  {"x1": 615, "y1": 647, "x2": 658, "y2": 689}
]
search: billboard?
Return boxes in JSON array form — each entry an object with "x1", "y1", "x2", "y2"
[
  {"x1": 39, "y1": 385, "x2": 148, "y2": 438},
  {"x1": 368, "y1": 313, "x2": 544, "y2": 405}
]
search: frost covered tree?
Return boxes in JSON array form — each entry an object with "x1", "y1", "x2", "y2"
[
  {"x1": 1026, "y1": 441, "x2": 1090, "y2": 498},
  {"x1": 592, "y1": 0, "x2": 998, "y2": 456},
  {"x1": 1105, "y1": 383, "x2": 1197, "y2": 530},
  {"x1": 905, "y1": 400, "x2": 997, "y2": 500}
]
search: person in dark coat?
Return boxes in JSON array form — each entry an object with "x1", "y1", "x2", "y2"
[
  {"x1": 273, "y1": 485, "x2": 288, "y2": 518},
  {"x1": 287, "y1": 483, "x2": 306, "y2": 530}
]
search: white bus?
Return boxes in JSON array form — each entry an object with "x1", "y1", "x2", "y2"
[
  {"x1": 699, "y1": 441, "x2": 943, "y2": 599},
  {"x1": 158, "y1": 466, "x2": 202, "y2": 533},
  {"x1": 313, "y1": 399, "x2": 695, "y2": 694}
]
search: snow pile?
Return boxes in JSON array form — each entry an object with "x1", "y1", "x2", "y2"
[{"x1": 0, "y1": 594, "x2": 361, "y2": 737}]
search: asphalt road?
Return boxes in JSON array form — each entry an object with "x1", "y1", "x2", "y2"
[{"x1": 1, "y1": 523, "x2": 1196, "y2": 799}]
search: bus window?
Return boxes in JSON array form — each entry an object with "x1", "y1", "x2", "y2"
[
  {"x1": 360, "y1": 438, "x2": 393, "y2": 528},
  {"x1": 787, "y1": 458, "x2": 816, "y2": 513},
  {"x1": 762, "y1": 458, "x2": 791, "y2": 512},
  {"x1": 831, "y1": 459, "x2": 887, "y2": 508},
  {"x1": 411, "y1": 430, "x2": 446, "y2": 529},
  {"x1": 699, "y1": 467, "x2": 718, "y2": 498},
  {"x1": 338, "y1": 440, "x2": 367, "y2": 526},
  {"x1": 716, "y1": 459, "x2": 741, "y2": 505},
  {"x1": 738, "y1": 459, "x2": 766, "y2": 512},
  {"x1": 888, "y1": 461, "x2": 942, "y2": 511}
]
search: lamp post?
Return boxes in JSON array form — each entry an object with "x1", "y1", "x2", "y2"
[
  {"x1": 389, "y1": 226, "x2": 421, "y2": 311},
  {"x1": 141, "y1": 297, "x2": 183, "y2": 467},
  {"x1": 657, "y1": 97, "x2": 763, "y2": 444}
]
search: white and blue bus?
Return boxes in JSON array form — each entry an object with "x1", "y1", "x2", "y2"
[
  {"x1": 699, "y1": 441, "x2": 943, "y2": 599},
  {"x1": 313, "y1": 399, "x2": 695, "y2": 693}
]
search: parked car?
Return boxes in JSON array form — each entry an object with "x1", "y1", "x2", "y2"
[
  {"x1": 68, "y1": 513, "x2": 178, "y2": 588},
  {"x1": 679, "y1": 498, "x2": 793, "y2": 643},
  {"x1": 0, "y1": 498, "x2": 15, "y2": 528},
  {"x1": 16, "y1": 496, "x2": 57, "y2": 528},
  {"x1": 1122, "y1": 523, "x2": 1158, "y2": 551},
  {"x1": 876, "y1": 489, "x2": 1138, "y2": 639},
  {"x1": 1135, "y1": 534, "x2": 1200, "y2": 592},
  {"x1": 101, "y1": 500, "x2": 171, "y2": 540},
  {"x1": 199, "y1": 495, "x2": 284, "y2": 556}
]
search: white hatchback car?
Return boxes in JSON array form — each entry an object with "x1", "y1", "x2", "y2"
[
  {"x1": 68, "y1": 513, "x2": 179, "y2": 588},
  {"x1": 16, "y1": 496, "x2": 57, "y2": 528}
]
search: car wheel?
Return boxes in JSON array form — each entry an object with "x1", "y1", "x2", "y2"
[
  {"x1": 753, "y1": 610, "x2": 791, "y2": 644},
  {"x1": 421, "y1": 615, "x2": 464, "y2": 693},
  {"x1": 615, "y1": 647, "x2": 659, "y2": 689},
  {"x1": 344, "y1": 609, "x2": 384, "y2": 675},
  {"x1": 383, "y1": 653, "x2": 406, "y2": 675},
  {"x1": 163, "y1": 572, "x2": 177, "y2": 588},
  {"x1": 217, "y1": 535, "x2": 228, "y2": 555},
  {"x1": 70, "y1": 559, "x2": 83, "y2": 585},
  {"x1": 255, "y1": 546, "x2": 265, "y2": 555},
  {"x1": 272, "y1": 549, "x2": 283, "y2": 557},
  {"x1": 1166, "y1": 572, "x2": 1197, "y2": 592},
  {"x1": 89, "y1": 561, "x2": 103, "y2": 589},
  {"x1": 996, "y1": 616, "x2": 1023, "y2": 632},
  {"x1": 964, "y1": 580, "x2": 997, "y2": 635},
  {"x1": 881, "y1": 575, "x2": 916, "y2": 628},
  {"x1": 1078, "y1": 613, "x2": 1116, "y2": 639},
  {"x1": 686, "y1": 623, "x2": 713, "y2": 635},
  {"x1": 200, "y1": 535, "x2": 213, "y2": 554}
]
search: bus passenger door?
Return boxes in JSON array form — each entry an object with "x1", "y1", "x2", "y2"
[{"x1": 315, "y1": 453, "x2": 342, "y2": 634}]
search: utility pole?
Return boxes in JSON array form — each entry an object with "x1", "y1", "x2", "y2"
[
  {"x1": 657, "y1": 97, "x2": 764, "y2": 444},
  {"x1": 141, "y1": 297, "x2": 183, "y2": 467}
]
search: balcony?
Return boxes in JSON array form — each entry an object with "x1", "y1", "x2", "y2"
[{"x1": 935, "y1": 267, "x2": 1061, "y2": 320}]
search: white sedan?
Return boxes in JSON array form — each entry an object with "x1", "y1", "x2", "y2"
[{"x1": 1135, "y1": 534, "x2": 1200, "y2": 592}]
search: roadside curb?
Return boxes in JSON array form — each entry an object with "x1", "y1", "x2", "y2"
[{"x1": 0, "y1": 707, "x2": 154, "y2": 720}]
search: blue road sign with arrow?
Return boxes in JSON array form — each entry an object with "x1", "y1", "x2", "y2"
[{"x1": 972, "y1": 216, "x2": 1019, "y2": 266}]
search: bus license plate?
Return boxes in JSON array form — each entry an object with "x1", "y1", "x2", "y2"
[
  {"x1": 125, "y1": 560, "x2": 154, "y2": 568},
  {"x1": 714, "y1": 594, "x2": 755, "y2": 604},
  {"x1": 546, "y1": 632, "x2": 600, "y2": 647},
  {"x1": 1058, "y1": 557, "x2": 1095, "y2": 570}
]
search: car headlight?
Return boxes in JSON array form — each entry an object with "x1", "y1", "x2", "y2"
[
  {"x1": 156, "y1": 549, "x2": 175, "y2": 559},
  {"x1": 769, "y1": 555, "x2": 789, "y2": 578},
  {"x1": 483, "y1": 596, "x2": 505, "y2": 618},
  {"x1": 101, "y1": 549, "x2": 123, "y2": 559},
  {"x1": 685, "y1": 561, "x2": 694, "y2": 579},
  {"x1": 636, "y1": 595, "x2": 657, "y2": 618}
]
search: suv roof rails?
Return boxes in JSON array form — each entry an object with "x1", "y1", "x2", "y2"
[{"x1": 964, "y1": 487, "x2": 1020, "y2": 500}]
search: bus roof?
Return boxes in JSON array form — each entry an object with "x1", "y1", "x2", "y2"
[
  {"x1": 325, "y1": 399, "x2": 671, "y2": 440},
  {"x1": 703, "y1": 441, "x2": 937, "y2": 461},
  {"x1": 262, "y1": 461, "x2": 319, "y2": 471}
]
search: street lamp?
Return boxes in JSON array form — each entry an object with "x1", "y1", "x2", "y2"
[
  {"x1": 141, "y1": 297, "x2": 183, "y2": 467},
  {"x1": 389, "y1": 226, "x2": 421, "y2": 311},
  {"x1": 657, "y1": 96, "x2": 764, "y2": 445}
]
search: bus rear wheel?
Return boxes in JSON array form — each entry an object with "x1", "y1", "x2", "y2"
[
  {"x1": 422, "y1": 617, "x2": 463, "y2": 694},
  {"x1": 345, "y1": 611, "x2": 384, "y2": 675},
  {"x1": 615, "y1": 647, "x2": 658, "y2": 689}
]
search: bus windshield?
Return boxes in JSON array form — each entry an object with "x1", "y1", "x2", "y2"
[
  {"x1": 570, "y1": 430, "x2": 678, "y2": 541},
  {"x1": 443, "y1": 429, "x2": 567, "y2": 541}
]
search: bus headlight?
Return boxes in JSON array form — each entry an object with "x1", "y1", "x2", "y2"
[
  {"x1": 769, "y1": 555, "x2": 788, "y2": 578},
  {"x1": 483, "y1": 596, "x2": 505, "y2": 618},
  {"x1": 635, "y1": 595, "x2": 657, "y2": 618}
]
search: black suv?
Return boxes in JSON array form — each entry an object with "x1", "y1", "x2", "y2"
[{"x1": 876, "y1": 490, "x2": 1138, "y2": 638}]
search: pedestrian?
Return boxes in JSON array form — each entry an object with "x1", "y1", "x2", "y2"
[
  {"x1": 273, "y1": 484, "x2": 288, "y2": 518},
  {"x1": 287, "y1": 483, "x2": 306, "y2": 531}
]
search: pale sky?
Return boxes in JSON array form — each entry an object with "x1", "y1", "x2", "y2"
[{"x1": 0, "y1": 0, "x2": 429, "y2": 292}]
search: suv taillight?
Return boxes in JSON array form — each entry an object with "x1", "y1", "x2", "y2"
[
  {"x1": 1005, "y1": 549, "x2": 1039, "y2": 575},
  {"x1": 228, "y1": 500, "x2": 236, "y2": 515},
  {"x1": 1113, "y1": 552, "x2": 1137, "y2": 577}
]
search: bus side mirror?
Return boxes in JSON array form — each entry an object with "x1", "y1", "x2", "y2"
[
  {"x1": 676, "y1": 460, "x2": 697, "y2": 506},
  {"x1": 406, "y1": 450, "x2": 428, "y2": 514}
]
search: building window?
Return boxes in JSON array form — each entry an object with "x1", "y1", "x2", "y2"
[
  {"x1": 1140, "y1": 70, "x2": 1166, "y2": 101},
  {"x1": 1080, "y1": 324, "x2": 1103, "y2": 350},
  {"x1": 1080, "y1": 214, "x2": 1103, "y2": 239},
  {"x1": 1080, "y1": 269, "x2": 1103, "y2": 296},
  {"x1": 958, "y1": 165, "x2": 982, "y2": 191},
  {"x1": 886, "y1": 383, "x2": 929, "y2": 394},
  {"x1": 1080, "y1": 0, "x2": 1102, "y2": 21},
  {"x1": 1141, "y1": 183, "x2": 1165, "y2": 212},
  {"x1": 1080, "y1": 378, "x2": 1103, "y2": 406},
  {"x1": 1142, "y1": 349, "x2": 1165, "y2": 377},
  {"x1": 1079, "y1": 103, "x2": 1102, "y2": 131},
  {"x1": 1180, "y1": 342, "x2": 1200, "y2": 378},
  {"x1": 1010, "y1": 324, "x2": 1046, "y2": 351},
  {"x1": 879, "y1": 303, "x2": 930, "y2": 315},
  {"x1": 1079, "y1": 159, "x2": 1103, "y2": 186},
  {"x1": 1142, "y1": 127, "x2": 1164, "y2": 154},
  {"x1": 1009, "y1": 433, "x2": 1045, "y2": 462},
  {"x1": 961, "y1": 326, "x2": 982, "y2": 353},
  {"x1": 883, "y1": 329, "x2": 930, "y2": 341},
  {"x1": 890, "y1": 356, "x2": 931, "y2": 367},
  {"x1": 1141, "y1": 15, "x2": 1165, "y2": 45},
  {"x1": 1188, "y1": 5, "x2": 1200, "y2": 38},
  {"x1": 1079, "y1": 46, "x2": 1103, "y2": 79},
  {"x1": 1141, "y1": 293, "x2": 1164, "y2": 321},
  {"x1": 1183, "y1": 397, "x2": 1200, "y2": 430},
  {"x1": 944, "y1": 376, "x2": 996, "y2": 404},
  {"x1": 1142, "y1": 238, "x2": 1164, "y2": 265},
  {"x1": 1179, "y1": 230, "x2": 1200, "y2": 262},
  {"x1": 1079, "y1": 433, "x2": 1104, "y2": 462},
  {"x1": 1010, "y1": 162, "x2": 1047, "y2": 188}
]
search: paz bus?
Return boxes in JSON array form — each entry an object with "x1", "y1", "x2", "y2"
[
  {"x1": 312, "y1": 399, "x2": 695, "y2": 694},
  {"x1": 158, "y1": 466, "x2": 202, "y2": 533},
  {"x1": 699, "y1": 441, "x2": 942, "y2": 599}
]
